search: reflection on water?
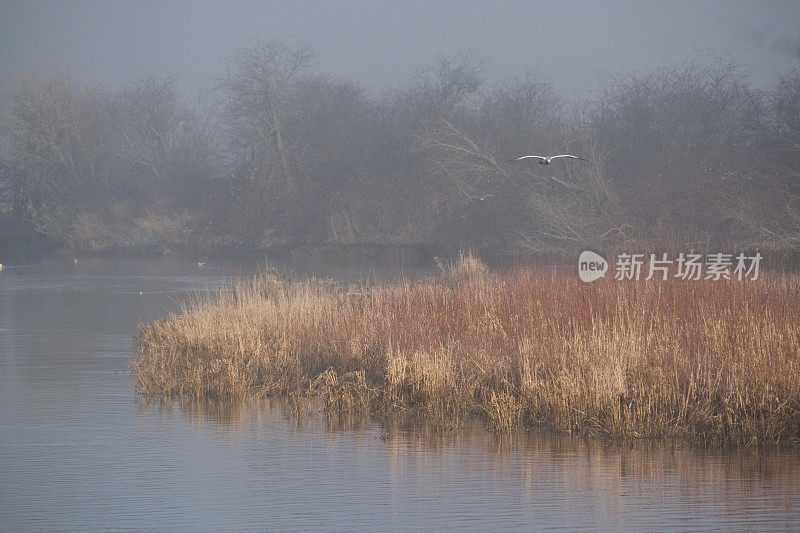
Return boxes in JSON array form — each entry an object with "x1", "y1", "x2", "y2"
[{"x1": 1, "y1": 256, "x2": 799, "y2": 531}]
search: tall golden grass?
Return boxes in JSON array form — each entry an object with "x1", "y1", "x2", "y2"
[{"x1": 132, "y1": 254, "x2": 800, "y2": 445}]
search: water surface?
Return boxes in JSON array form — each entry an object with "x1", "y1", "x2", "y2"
[{"x1": 1, "y1": 256, "x2": 798, "y2": 531}]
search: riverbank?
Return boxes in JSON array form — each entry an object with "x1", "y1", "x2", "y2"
[
  {"x1": 0, "y1": 217, "x2": 444, "y2": 268},
  {"x1": 132, "y1": 254, "x2": 800, "y2": 445}
]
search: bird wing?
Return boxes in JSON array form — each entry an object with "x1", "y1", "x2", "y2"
[
  {"x1": 550, "y1": 155, "x2": 586, "y2": 160},
  {"x1": 507, "y1": 155, "x2": 547, "y2": 162}
]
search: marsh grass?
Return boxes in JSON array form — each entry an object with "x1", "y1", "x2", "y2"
[{"x1": 133, "y1": 253, "x2": 800, "y2": 445}]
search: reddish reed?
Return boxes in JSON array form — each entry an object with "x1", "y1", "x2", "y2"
[{"x1": 132, "y1": 254, "x2": 800, "y2": 445}]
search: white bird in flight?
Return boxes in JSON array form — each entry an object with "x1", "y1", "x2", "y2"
[
  {"x1": 461, "y1": 191, "x2": 495, "y2": 201},
  {"x1": 507, "y1": 154, "x2": 586, "y2": 165}
]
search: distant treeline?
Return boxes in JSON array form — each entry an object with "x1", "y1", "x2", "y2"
[{"x1": 1, "y1": 39, "x2": 799, "y2": 258}]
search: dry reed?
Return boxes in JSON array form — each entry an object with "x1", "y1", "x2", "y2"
[{"x1": 132, "y1": 253, "x2": 800, "y2": 445}]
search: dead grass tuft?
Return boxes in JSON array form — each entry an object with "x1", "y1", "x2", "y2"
[{"x1": 132, "y1": 265, "x2": 800, "y2": 445}]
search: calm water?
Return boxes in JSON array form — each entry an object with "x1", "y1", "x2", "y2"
[{"x1": 1, "y1": 256, "x2": 799, "y2": 532}]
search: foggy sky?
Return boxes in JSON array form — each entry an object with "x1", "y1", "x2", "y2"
[{"x1": 1, "y1": 0, "x2": 799, "y2": 97}]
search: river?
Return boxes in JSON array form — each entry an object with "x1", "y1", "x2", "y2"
[{"x1": 1, "y1": 256, "x2": 798, "y2": 531}]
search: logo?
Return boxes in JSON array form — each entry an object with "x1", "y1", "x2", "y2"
[
  {"x1": 578, "y1": 251, "x2": 608, "y2": 282},
  {"x1": 576, "y1": 251, "x2": 762, "y2": 282}
]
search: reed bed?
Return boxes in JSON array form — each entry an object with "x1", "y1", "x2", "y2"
[{"x1": 132, "y1": 255, "x2": 800, "y2": 445}]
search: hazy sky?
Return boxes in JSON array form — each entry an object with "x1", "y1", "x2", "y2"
[{"x1": 1, "y1": 0, "x2": 799, "y2": 97}]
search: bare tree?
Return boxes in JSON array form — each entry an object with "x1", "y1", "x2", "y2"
[
  {"x1": 219, "y1": 39, "x2": 312, "y2": 185},
  {"x1": 2, "y1": 68, "x2": 117, "y2": 238},
  {"x1": 217, "y1": 38, "x2": 314, "y2": 247},
  {"x1": 1, "y1": 51, "x2": 798, "y2": 259},
  {"x1": 733, "y1": 68, "x2": 800, "y2": 251}
]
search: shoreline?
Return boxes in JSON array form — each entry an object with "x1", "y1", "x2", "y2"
[{"x1": 0, "y1": 231, "x2": 447, "y2": 268}]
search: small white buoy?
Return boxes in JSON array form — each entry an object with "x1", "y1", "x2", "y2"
[{"x1": 139, "y1": 291, "x2": 143, "y2": 295}]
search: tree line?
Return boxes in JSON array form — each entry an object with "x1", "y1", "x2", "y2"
[{"x1": 1, "y1": 39, "x2": 799, "y2": 259}]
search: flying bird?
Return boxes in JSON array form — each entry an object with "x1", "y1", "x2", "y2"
[
  {"x1": 461, "y1": 191, "x2": 495, "y2": 201},
  {"x1": 507, "y1": 154, "x2": 586, "y2": 165}
]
